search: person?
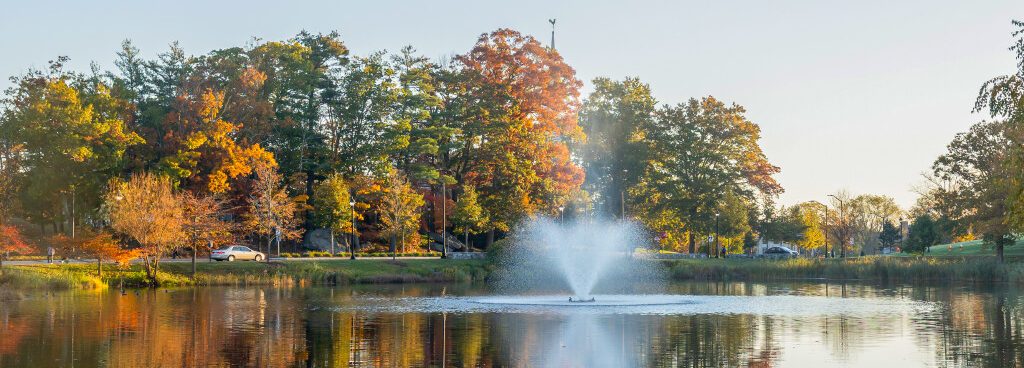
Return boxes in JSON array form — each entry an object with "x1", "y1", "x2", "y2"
[{"x1": 47, "y1": 246, "x2": 55, "y2": 264}]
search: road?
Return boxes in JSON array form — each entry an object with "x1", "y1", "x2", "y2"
[{"x1": 4, "y1": 256, "x2": 443, "y2": 266}]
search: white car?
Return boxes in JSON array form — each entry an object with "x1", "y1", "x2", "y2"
[
  {"x1": 211, "y1": 246, "x2": 265, "y2": 262},
  {"x1": 763, "y1": 246, "x2": 799, "y2": 258}
]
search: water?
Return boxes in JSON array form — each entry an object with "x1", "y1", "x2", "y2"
[{"x1": 2, "y1": 281, "x2": 1023, "y2": 367}]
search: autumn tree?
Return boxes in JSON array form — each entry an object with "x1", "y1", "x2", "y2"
[
  {"x1": 312, "y1": 173, "x2": 356, "y2": 256},
  {"x1": 451, "y1": 185, "x2": 488, "y2": 248},
  {"x1": 378, "y1": 169, "x2": 425, "y2": 254},
  {"x1": 457, "y1": 28, "x2": 585, "y2": 244},
  {"x1": 795, "y1": 202, "x2": 826, "y2": 254},
  {"x1": 181, "y1": 191, "x2": 234, "y2": 275},
  {"x1": 75, "y1": 231, "x2": 139, "y2": 277},
  {"x1": 244, "y1": 164, "x2": 302, "y2": 257},
  {"x1": 2, "y1": 60, "x2": 142, "y2": 236},
  {"x1": 905, "y1": 214, "x2": 939, "y2": 253},
  {"x1": 0, "y1": 225, "x2": 30, "y2": 274},
  {"x1": 104, "y1": 173, "x2": 184, "y2": 283}
]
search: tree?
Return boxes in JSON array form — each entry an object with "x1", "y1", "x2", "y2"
[
  {"x1": 451, "y1": 185, "x2": 488, "y2": 248},
  {"x1": 104, "y1": 173, "x2": 184, "y2": 283},
  {"x1": 642, "y1": 97, "x2": 782, "y2": 254},
  {"x1": 2, "y1": 61, "x2": 142, "y2": 236},
  {"x1": 933, "y1": 120, "x2": 1016, "y2": 261},
  {"x1": 579, "y1": 77, "x2": 656, "y2": 218},
  {"x1": 878, "y1": 220, "x2": 900, "y2": 251},
  {"x1": 312, "y1": 173, "x2": 356, "y2": 256},
  {"x1": 457, "y1": 29, "x2": 585, "y2": 242},
  {"x1": 0, "y1": 224, "x2": 30, "y2": 274},
  {"x1": 243, "y1": 164, "x2": 302, "y2": 258},
  {"x1": 848, "y1": 194, "x2": 902, "y2": 254},
  {"x1": 905, "y1": 214, "x2": 938, "y2": 253},
  {"x1": 378, "y1": 169, "x2": 425, "y2": 254},
  {"x1": 75, "y1": 231, "x2": 139, "y2": 277},
  {"x1": 795, "y1": 202, "x2": 826, "y2": 254},
  {"x1": 181, "y1": 191, "x2": 234, "y2": 275}
]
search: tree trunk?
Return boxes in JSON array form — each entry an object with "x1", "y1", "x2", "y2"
[
  {"x1": 486, "y1": 229, "x2": 495, "y2": 248},
  {"x1": 465, "y1": 230, "x2": 469, "y2": 251},
  {"x1": 191, "y1": 246, "x2": 197, "y2": 277},
  {"x1": 688, "y1": 231, "x2": 696, "y2": 255},
  {"x1": 97, "y1": 258, "x2": 102, "y2": 277},
  {"x1": 330, "y1": 229, "x2": 335, "y2": 256},
  {"x1": 998, "y1": 244, "x2": 1005, "y2": 263}
]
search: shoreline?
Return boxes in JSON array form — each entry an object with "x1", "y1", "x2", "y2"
[{"x1": 2, "y1": 256, "x2": 1020, "y2": 291}]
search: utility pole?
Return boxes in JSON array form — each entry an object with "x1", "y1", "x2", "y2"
[
  {"x1": 441, "y1": 180, "x2": 447, "y2": 259},
  {"x1": 548, "y1": 19, "x2": 556, "y2": 49}
]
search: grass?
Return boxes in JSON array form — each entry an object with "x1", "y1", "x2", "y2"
[
  {"x1": 925, "y1": 239, "x2": 1024, "y2": 257},
  {"x1": 0, "y1": 259, "x2": 492, "y2": 290},
  {"x1": 5, "y1": 254, "x2": 1021, "y2": 291},
  {"x1": 665, "y1": 256, "x2": 1024, "y2": 284}
]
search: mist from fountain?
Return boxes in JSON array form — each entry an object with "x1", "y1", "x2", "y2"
[{"x1": 494, "y1": 217, "x2": 661, "y2": 299}]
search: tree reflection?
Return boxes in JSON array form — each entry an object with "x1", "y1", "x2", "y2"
[{"x1": 0, "y1": 284, "x2": 1023, "y2": 367}]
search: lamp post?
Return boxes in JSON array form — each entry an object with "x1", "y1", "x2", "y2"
[
  {"x1": 714, "y1": 213, "x2": 720, "y2": 258},
  {"x1": 828, "y1": 194, "x2": 845, "y2": 258},
  {"x1": 441, "y1": 181, "x2": 447, "y2": 259},
  {"x1": 349, "y1": 199, "x2": 356, "y2": 260},
  {"x1": 621, "y1": 169, "x2": 628, "y2": 220},
  {"x1": 898, "y1": 216, "x2": 904, "y2": 253},
  {"x1": 559, "y1": 206, "x2": 565, "y2": 223}
]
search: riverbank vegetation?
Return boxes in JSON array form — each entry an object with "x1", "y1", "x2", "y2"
[{"x1": 0, "y1": 259, "x2": 491, "y2": 290}]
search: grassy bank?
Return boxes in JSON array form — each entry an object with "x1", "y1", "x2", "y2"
[
  {"x1": 0, "y1": 259, "x2": 492, "y2": 290},
  {"x1": 666, "y1": 256, "x2": 1024, "y2": 283},
  {"x1": 4, "y1": 256, "x2": 1020, "y2": 291}
]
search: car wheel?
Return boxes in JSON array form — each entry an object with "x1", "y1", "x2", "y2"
[
  {"x1": 254, "y1": 254, "x2": 263, "y2": 262},
  {"x1": 227, "y1": 255, "x2": 235, "y2": 262}
]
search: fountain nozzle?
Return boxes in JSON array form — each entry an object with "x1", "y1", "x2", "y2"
[{"x1": 568, "y1": 297, "x2": 596, "y2": 303}]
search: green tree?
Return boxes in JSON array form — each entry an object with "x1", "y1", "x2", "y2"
[
  {"x1": 905, "y1": 214, "x2": 938, "y2": 253},
  {"x1": 378, "y1": 169, "x2": 425, "y2": 254},
  {"x1": 933, "y1": 120, "x2": 1016, "y2": 261},
  {"x1": 579, "y1": 77, "x2": 656, "y2": 218},
  {"x1": 451, "y1": 185, "x2": 488, "y2": 248},
  {"x1": 641, "y1": 97, "x2": 782, "y2": 254},
  {"x1": 878, "y1": 220, "x2": 900, "y2": 251},
  {"x1": 312, "y1": 173, "x2": 356, "y2": 255}
]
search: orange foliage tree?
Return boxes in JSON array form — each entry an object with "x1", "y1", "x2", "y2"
[
  {"x1": 457, "y1": 29, "x2": 585, "y2": 239},
  {"x1": 0, "y1": 224, "x2": 30, "y2": 274},
  {"x1": 104, "y1": 173, "x2": 184, "y2": 283}
]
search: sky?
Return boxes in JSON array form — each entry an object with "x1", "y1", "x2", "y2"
[{"x1": 2, "y1": 0, "x2": 1022, "y2": 208}]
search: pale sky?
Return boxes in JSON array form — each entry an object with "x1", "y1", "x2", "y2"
[{"x1": 2, "y1": 0, "x2": 1022, "y2": 208}]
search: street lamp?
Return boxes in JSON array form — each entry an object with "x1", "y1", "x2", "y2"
[
  {"x1": 828, "y1": 194, "x2": 845, "y2": 258},
  {"x1": 441, "y1": 181, "x2": 448, "y2": 259},
  {"x1": 621, "y1": 169, "x2": 628, "y2": 220},
  {"x1": 558, "y1": 206, "x2": 565, "y2": 223},
  {"x1": 714, "y1": 213, "x2": 720, "y2": 258},
  {"x1": 349, "y1": 199, "x2": 356, "y2": 260}
]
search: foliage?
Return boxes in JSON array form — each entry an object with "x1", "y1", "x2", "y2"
[
  {"x1": 905, "y1": 214, "x2": 939, "y2": 253},
  {"x1": 642, "y1": 97, "x2": 781, "y2": 253},
  {"x1": 451, "y1": 185, "x2": 488, "y2": 243},
  {"x1": 312, "y1": 173, "x2": 356, "y2": 235},
  {"x1": 180, "y1": 191, "x2": 234, "y2": 256},
  {"x1": 243, "y1": 164, "x2": 302, "y2": 253},
  {"x1": 879, "y1": 220, "x2": 901, "y2": 249},
  {"x1": 104, "y1": 172, "x2": 184, "y2": 282},
  {"x1": 377, "y1": 169, "x2": 425, "y2": 251}
]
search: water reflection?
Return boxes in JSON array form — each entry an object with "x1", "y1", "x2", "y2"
[{"x1": 1, "y1": 282, "x2": 1022, "y2": 367}]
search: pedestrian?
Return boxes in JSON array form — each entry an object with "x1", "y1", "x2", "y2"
[{"x1": 47, "y1": 246, "x2": 55, "y2": 264}]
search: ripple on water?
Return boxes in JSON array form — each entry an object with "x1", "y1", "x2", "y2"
[{"x1": 333, "y1": 294, "x2": 937, "y2": 316}]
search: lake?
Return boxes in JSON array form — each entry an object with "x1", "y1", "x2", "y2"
[{"x1": 0, "y1": 281, "x2": 1021, "y2": 367}]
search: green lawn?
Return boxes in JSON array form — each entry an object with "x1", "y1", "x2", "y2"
[{"x1": 925, "y1": 239, "x2": 1024, "y2": 257}]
